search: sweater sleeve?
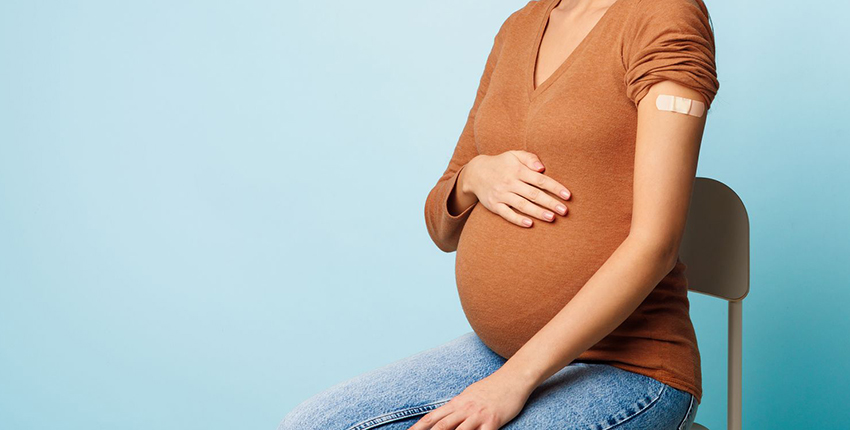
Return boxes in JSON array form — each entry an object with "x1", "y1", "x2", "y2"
[
  {"x1": 424, "y1": 11, "x2": 515, "y2": 253},
  {"x1": 622, "y1": 0, "x2": 719, "y2": 109}
]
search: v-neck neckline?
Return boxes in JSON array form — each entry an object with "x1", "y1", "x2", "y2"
[{"x1": 528, "y1": 0, "x2": 621, "y2": 100}]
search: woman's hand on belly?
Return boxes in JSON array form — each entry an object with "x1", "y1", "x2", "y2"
[{"x1": 464, "y1": 150, "x2": 572, "y2": 228}]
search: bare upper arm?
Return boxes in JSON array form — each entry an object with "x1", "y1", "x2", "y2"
[{"x1": 628, "y1": 80, "x2": 709, "y2": 265}]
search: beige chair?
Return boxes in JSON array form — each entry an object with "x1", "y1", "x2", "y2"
[{"x1": 679, "y1": 177, "x2": 749, "y2": 430}]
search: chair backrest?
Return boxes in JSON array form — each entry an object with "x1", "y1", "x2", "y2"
[
  {"x1": 680, "y1": 177, "x2": 749, "y2": 430},
  {"x1": 680, "y1": 177, "x2": 750, "y2": 301}
]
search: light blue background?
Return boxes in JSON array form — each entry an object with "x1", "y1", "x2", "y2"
[{"x1": 1, "y1": 0, "x2": 847, "y2": 429}]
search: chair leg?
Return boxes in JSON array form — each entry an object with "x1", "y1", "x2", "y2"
[{"x1": 728, "y1": 300, "x2": 742, "y2": 430}]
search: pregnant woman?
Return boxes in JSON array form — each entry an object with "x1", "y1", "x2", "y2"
[{"x1": 279, "y1": 0, "x2": 718, "y2": 428}]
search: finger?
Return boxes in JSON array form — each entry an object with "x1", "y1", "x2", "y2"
[
  {"x1": 512, "y1": 175, "x2": 567, "y2": 215},
  {"x1": 518, "y1": 168, "x2": 571, "y2": 201},
  {"x1": 492, "y1": 202, "x2": 532, "y2": 228},
  {"x1": 409, "y1": 404, "x2": 455, "y2": 430},
  {"x1": 509, "y1": 150, "x2": 545, "y2": 173},
  {"x1": 478, "y1": 422, "x2": 500, "y2": 430},
  {"x1": 430, "y1": 410, "x2": 468, "y2": 430},
  {"x1": 455, "y1": 413, "x2": 484, "y2": 430},
  {"x1": 503, "y1": 189, "x2": 557, "y2": 222},
  {"x1": 513, "y1": 181, "x2": 565, "y2": 218}
]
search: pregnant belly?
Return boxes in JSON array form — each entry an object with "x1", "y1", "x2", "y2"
[{"x1": 455, "y1": 200, "x2": 631, "y2": 358}]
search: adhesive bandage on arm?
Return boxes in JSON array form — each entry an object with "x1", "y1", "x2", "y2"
[{"x1": 655, "y1": 94, "x2": 705, "y2": 117}]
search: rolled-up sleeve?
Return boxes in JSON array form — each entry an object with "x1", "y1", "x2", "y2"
[{"x1": 622, "y1": 0, "x2": 719, "y2": 109}]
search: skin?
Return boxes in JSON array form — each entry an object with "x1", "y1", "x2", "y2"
[{"x1": 412, "y1": 1, "x2": 710, "y2": 428}]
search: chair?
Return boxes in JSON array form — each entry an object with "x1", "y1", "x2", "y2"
[{"x1": 679, "y1": 177, "x2": 749, "y2": 430}]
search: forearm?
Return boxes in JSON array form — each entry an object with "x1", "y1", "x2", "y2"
[{"x1": 494, "y1": 234, "x2": 677, "y2": 392}]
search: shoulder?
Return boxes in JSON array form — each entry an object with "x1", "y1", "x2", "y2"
[
  {"x1": 621, "y1": 0, "x2": 719, "y2": 108},
  {"x1": 623, "y1": 0, "x2": 715, "y2": 44}
]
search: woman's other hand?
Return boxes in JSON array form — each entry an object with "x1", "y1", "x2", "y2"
[
  {"x1": 463, "y1": 150, "x2": 571, "y2": 227},
  {"x1": 408, "y1": 369, "x2": 533, "y2": 430}
]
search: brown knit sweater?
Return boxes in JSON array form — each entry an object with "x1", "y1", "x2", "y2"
[{"x1": 423, "y1": 0, "x2": 719, "y2": 402}]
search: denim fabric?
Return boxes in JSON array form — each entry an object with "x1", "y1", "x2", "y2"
[{"x1": 278, "y1": 331, "x2": 698, "y2": 430}]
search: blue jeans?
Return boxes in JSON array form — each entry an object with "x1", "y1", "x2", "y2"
[{"x1": 278, "y1": 332, "x2": 698, "y2": 430}]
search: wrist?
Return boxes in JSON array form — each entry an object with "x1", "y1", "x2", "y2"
[
  {"x1": 459, "y1": 156, "x2": 480, "y2": 195},
  {"x1": 493, "y1": 360, "x2": 543, "y2": 396}
]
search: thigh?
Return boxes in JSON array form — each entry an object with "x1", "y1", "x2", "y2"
[
  {"x1": 503, "y1": 363, "x2": 697, "y2": 430},
  {"x1": 277, "y1": 331, "x2": 506, "y2": 430}
]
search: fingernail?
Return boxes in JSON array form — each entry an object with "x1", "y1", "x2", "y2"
[
  {"x1": 522, "y1": 218, "x2": 532, "y2": 227},
  {"x1": 556, "y1": 204, "x2": 566, "y2": 214},
  {"x1": 544, "y1": 211, "x2": 554, "y2": 220},
  {"x1": 560, "y1": 190, "x2": 570, "y2": 199},
  {"x1": 533, "y1": 161, "x2": 544, "y2": 170}
]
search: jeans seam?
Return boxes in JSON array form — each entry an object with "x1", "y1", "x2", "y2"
[
  {"x1": 595, "y1": 384, "x2": 667, "y2": 430},
  {"x1": 345, "y1": 397, "x2": 454, "y2": 430},
  {"x1": 677, "y1": 394, "x2": 696, "y2": 430}
]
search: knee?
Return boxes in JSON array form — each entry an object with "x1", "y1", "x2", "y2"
[
  {"x1": 276, "y1": 409, "x2": 310, "y2": 430},
  {"x1": 276, "y1": 400, "x2": 318, "y2": 430},
  {"x1": 275, "y1": 409, "x2": 296, "y2": 430},
  {"x1": 276, "y1": 392, "x2": 340, "y2": 430},
  {"x1": 275, "y1": 415, "x2": 291, "y2": 430},
  {"x1": 276, "y1": 415, "x2": 298, "y2": 430}
]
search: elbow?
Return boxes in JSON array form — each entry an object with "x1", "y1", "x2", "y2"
[
  {"x1": 659, "y1": 243, "x2": 680, "y2": 274},
  {"x1": 435, "y1": 240, "x2": 458, "y2": 253},
  {"x1": 627, "y1": 231, "x2": 680, "y2": 274},
  {"x1": 652, "y1": 238, "x2": 680, "y2": 274},
  {"x1": 426, "y1": 230, "x2": 459, "y2": 253},
  {"x1": 425, "y1": 225, "x2": 460, "y2": 253},
  {"x1": 424, "y1": 203, "x2": 459, "y2": 253},
  {"x1": 425, "y1": 223, "x2": 452, "y2": 253}
]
